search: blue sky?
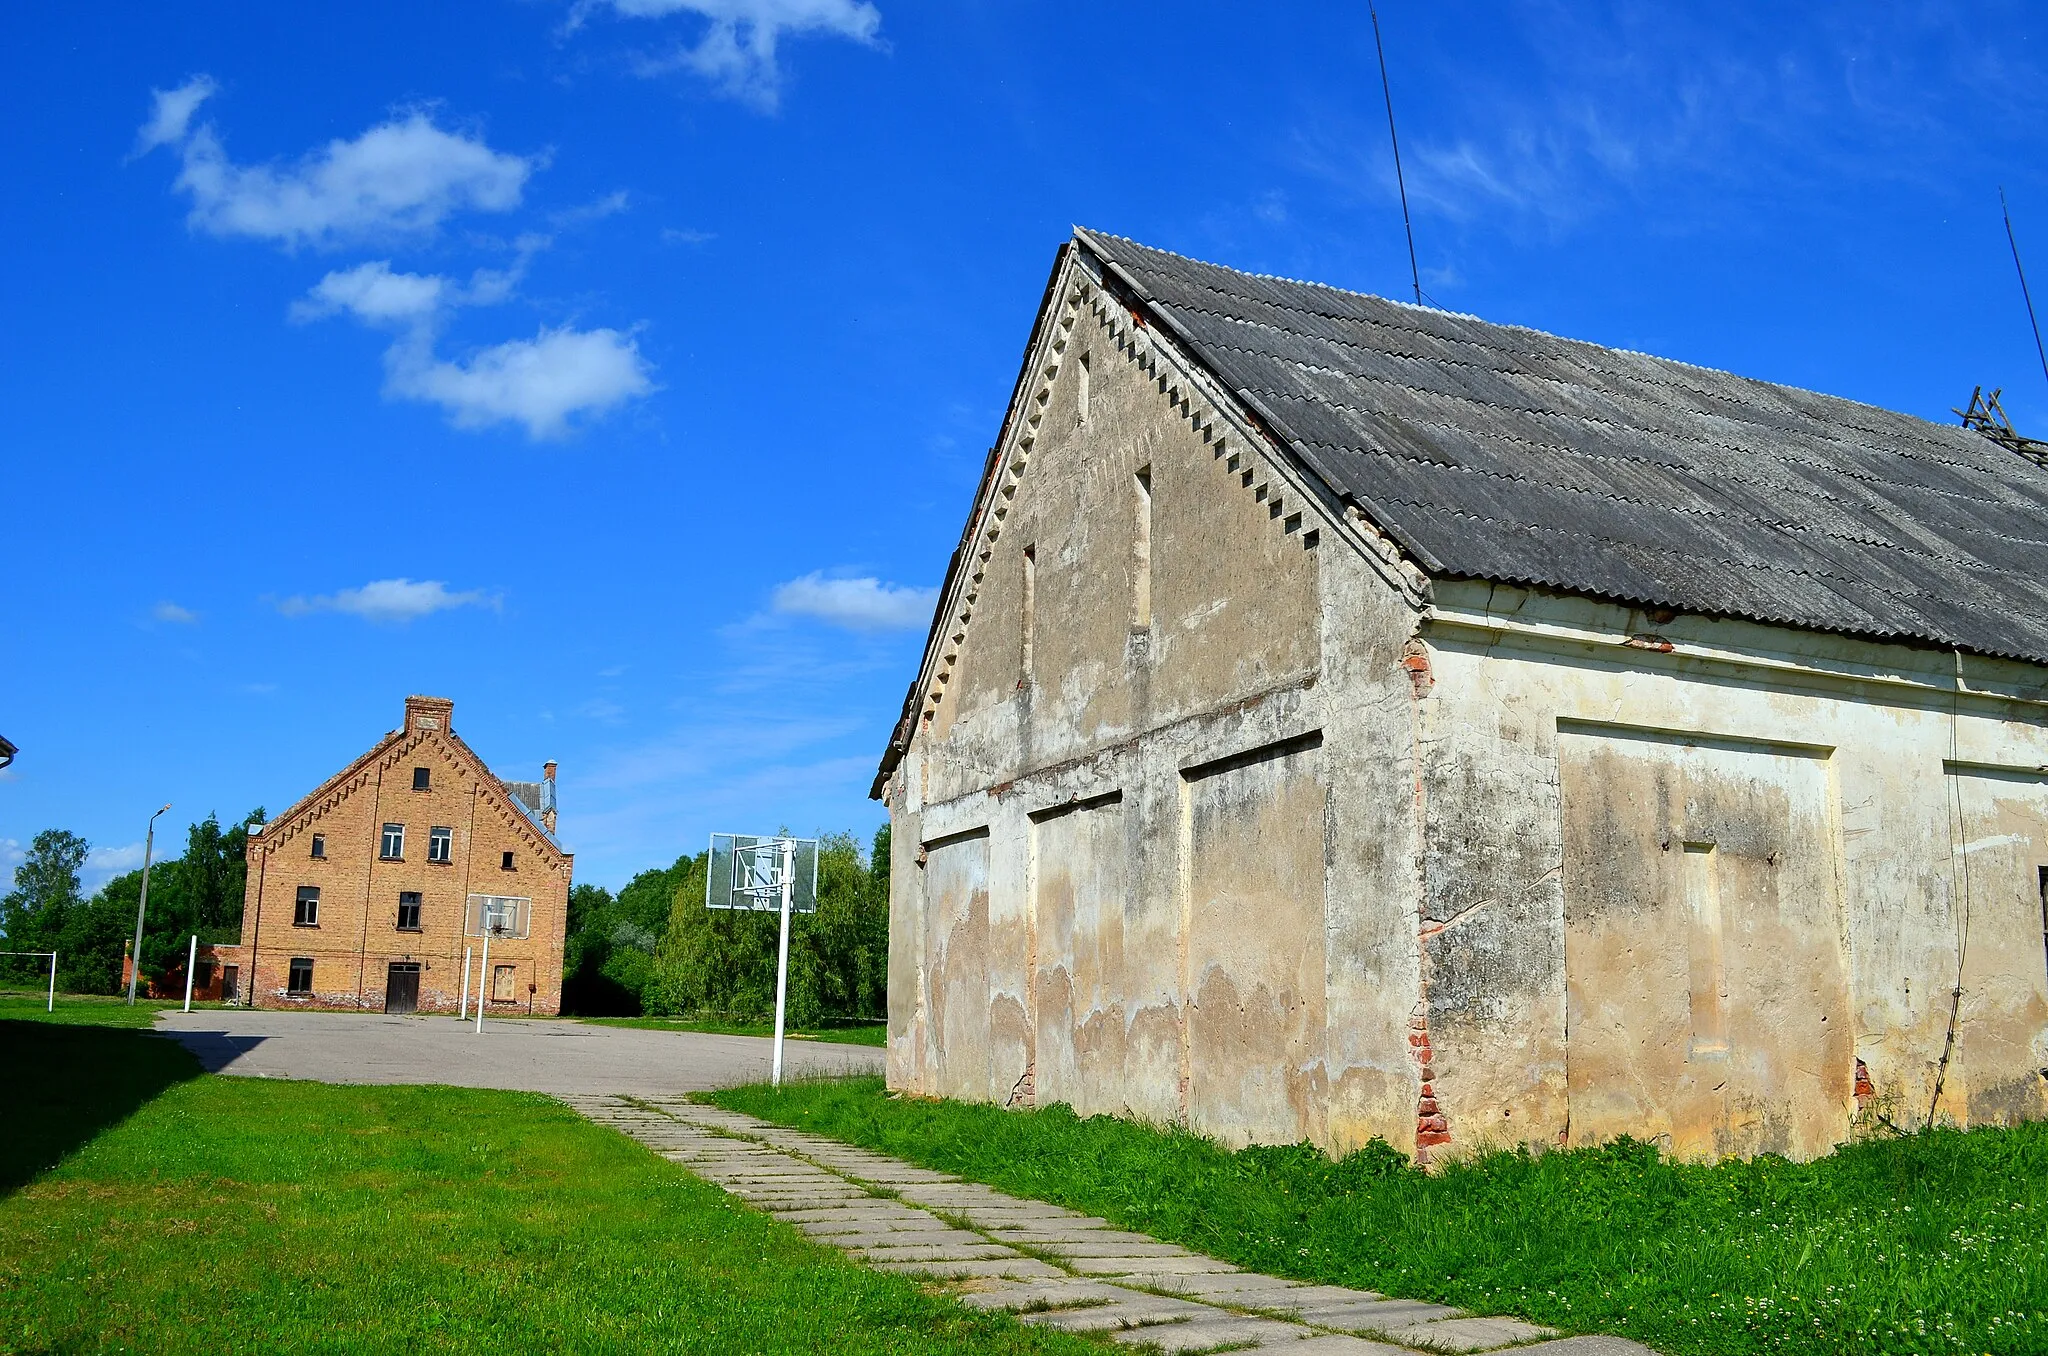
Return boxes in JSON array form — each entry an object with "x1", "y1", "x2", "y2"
[{"x1": 5, "y1": 2, "x2": 2046, "y2": 890}]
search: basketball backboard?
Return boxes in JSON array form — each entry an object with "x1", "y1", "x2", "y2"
[{"x1": 706, "y1": 834, "x2": 819, "y2": 913}]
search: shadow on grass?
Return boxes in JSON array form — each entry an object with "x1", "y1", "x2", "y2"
[{"x1": 0, "y1": 1019, "x2": 202, "y2": 1196}]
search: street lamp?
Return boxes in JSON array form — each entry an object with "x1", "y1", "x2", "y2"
[{"x1": 126, "y1": 803, "x2": 172, "y2": 1006}]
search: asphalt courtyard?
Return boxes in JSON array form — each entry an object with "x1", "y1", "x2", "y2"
[{"x1": 154, "y1": 1009, "x2": 883, "y2": 1097}]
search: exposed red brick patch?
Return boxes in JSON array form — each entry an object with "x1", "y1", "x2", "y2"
[{"x1": 1402, "y1": 640, "x2": 1434, "y2": 698}]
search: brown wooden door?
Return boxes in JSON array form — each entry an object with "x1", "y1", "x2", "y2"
[{"x1": 385, "y1": 963, "x2": 421, "y2": 1015}]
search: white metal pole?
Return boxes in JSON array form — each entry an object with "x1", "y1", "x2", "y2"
[
  {"x1": 476, "y1": 929, "x2": 491, "y2": 1034},
  {"x1": 47, "y1": 952, "x2": 56, "y2": 1013},
  {"x1": 771, "y1": 840, "x2": 794, "y2": 1088},
  {"x1": 459, "y1": 945, "x2": 472, "y2": 1020},
  {"x1": 183, "y1": 935, "x2": 198, "y2": 1012}
]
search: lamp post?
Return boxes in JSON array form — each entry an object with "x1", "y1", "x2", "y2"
[{"x1": 126, "y1": 803, "x2": 172, "y2": 1006}]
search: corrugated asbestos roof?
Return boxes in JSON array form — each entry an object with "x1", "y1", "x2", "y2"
[{"x1": 1079, "y1": 229, "x2": 2048, "y2": 665}]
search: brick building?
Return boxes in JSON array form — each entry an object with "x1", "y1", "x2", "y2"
[{"x1": 235, "y1": 695, "x2": 572, "y2": 1014}]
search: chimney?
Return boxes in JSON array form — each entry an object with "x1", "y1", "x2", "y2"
[
  {"x1": 542, "y1": 760, "x2": 558, "y2": 834},
  {"x1": 404, "y1": 695, "x2": 454, "y2": 736}
]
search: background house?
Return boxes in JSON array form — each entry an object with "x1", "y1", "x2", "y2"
[{"x1": 235, "y1": 695, "x2": 571, "y2": 1015}]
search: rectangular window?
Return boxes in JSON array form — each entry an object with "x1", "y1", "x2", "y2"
[
  {"x1": 492, "y1": 964, "x2": 516, "y2": 1003},
  {"x1": 1077, "y1": 350, "x2": 1091, "y2": 423},
  {"x1": 501, "y1": 850, "x2": 516, "y2": 871},
  {"x1": 1021, "y1": 544, "x2": 1036, "y2": 683},
  {"x1": 380, "y1": 823, "x2": 405, "y2": 860},
  {"x1": 397, "y1": 891, "x2": 422, "y2": 931},
  {"x1": 294, "y1": 885, "x2": 320, "y2": 927},
  {"x1": 310, "y1": 833, "x2": 325, "y2": 859},
  {"x1": 1132, "y1": 465, "x2": 1153, "y2": 629},
  {"x1": 428, "y1": 826, "x2": 453, "y2": 863},
  {"x1": 413, "y1": 766, "x2": 431, "y2": 791},
  {"x1": 287, "y1": 957, "x2": 314, "y2": 995}
]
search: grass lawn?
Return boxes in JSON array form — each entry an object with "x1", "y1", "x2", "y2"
[
  {"x1": 0, "y1": 1019, "x2": 1092, "y2": 1354},
  {"x1": 576, "y1": 1014, "x2": 888, "y2": 1047},
  {"x1": 710, "y1": 1077, "x2": 2048, "y2": 1356},
  {"x1": 0, "y1": 988, "x2": 195, "y2": 1028}
]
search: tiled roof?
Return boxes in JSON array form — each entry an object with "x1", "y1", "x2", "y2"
[{"x1": 1080, "y1": 229, "x2": 2048, "y2": 664}]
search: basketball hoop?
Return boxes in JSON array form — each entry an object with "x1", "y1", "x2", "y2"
[{"x1": 706, "y1": 833, "x2": 819, "y2": 1086}]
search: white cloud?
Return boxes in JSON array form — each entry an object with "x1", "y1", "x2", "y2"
[
  {"x1": 277, "y1": 578, "x2": 497, "y2": 623},
  {"x1": 580, "y1": 0, "x2": 883, "y2": 110},
  {"x1": 294, "y1": 250, "x2": 653, "y2": 439},
  {"x1": 87, "y1": 842, "x2": 147, "y2": 874},
  {"x1": 387, "y1": 325, "x2": 654, "y2": 439},
  {"x1": 292, "y1": 261, "x2": 448, "y2": 323},
  {"x1": 771, "y1": 572, "x2": 936, "y2": 632},
  {"x1": 136, "y1": 75, "x2": 217, "y2": 154},
  {"x1": 139, "y1": 82, "x2": 535, "y2": 249},
  {"x1": 152, "y1": 601, "x2": 199, "y2": 624},
  {"x1": 551, "y1": 190, "x2": 631, "y2": 227}
]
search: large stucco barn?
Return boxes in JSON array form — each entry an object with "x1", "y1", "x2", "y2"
[{"x1": 873, "y1": 229, "x2": 2048, "y2": 1163}]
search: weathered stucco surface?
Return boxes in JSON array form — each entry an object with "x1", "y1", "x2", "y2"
[
  {"x1": 886, "y1": 254, "x2": 1425, "y2": 1153},
  {"x1": 886, "y1": 251, "x2": 2048, "y2": 1164},
  {"x1": 1420, "y1": 581, "x2": 2048, "y2": 1159}
]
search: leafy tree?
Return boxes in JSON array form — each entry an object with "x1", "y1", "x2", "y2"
[
  {"x1": 561, "y1": 855, "x2": 692, "y2": 1015},
  {"x1": 640, "y1": 827, "x2": 891, "y2": 1027},
  {"x1": 0, "y1": 829, "x2": 87, "y2": 985},
  {"x1": 1, "y1": 811, "x2": 264, "y2": 996}
]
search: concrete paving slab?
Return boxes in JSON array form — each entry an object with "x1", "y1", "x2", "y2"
[
  {"x1": 1292, "y1": 1300, "x2": 1463, "y2": 1330},
  {"x1": 1033, "y1": 1241, "x2": 1205, "y2": 1259},
  {"x1": 1378, "y1": 1316, "x2": 1557, "y2": 1352},
  {"x1": 1126, "y1": 1272, "x2": 1314, "y2": 1300},
  {"x1": 796, "y1": 1216, "x2": 956, "y2": 1236},
  {"x1": 774, "y1": 1206, "x2": 937, "y2": 1225},
  {"x1": 1285, "y1": 1338, "x2": 1420, "y2": 1356},
  {"x1": 1018, "y1": 1297, "x2": 1215, "y2": 1332},
  {"x1": 1106, "y1": 1314, "x2": 1315, "y2": 1351},
  {"x1": 1509, "y1": 1339, "x2": 1660, "y2": 1356},
  {"x1": 950, "y1": 1280, "x2": 1134, "y2": 1312},
  {"x1": 865, "y1": 1258, "x2": 1069, "y2": 1280},
  {"x1": 1249, "y1": 1286, "x2": 1407, "y2": 1313},
  {"x1": 844, "y1": 1243, "x2": 1020, "y2": 1263},
  {"x1": 831, "y1": 1230, "x2": 996, "y2": 1250},
  {"x1": 989, "y1": 1228, "x2": 1165, "y2": 1246},
  {"x1": 1067, "y1": 1255, "x2": 1242, "y2": 1276}
]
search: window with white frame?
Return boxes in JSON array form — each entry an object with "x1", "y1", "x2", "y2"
[
  {"x1": 428, "y1": 826, "x2": 452, "y2": 863},
  {"x1": 294, "y1": 886, "x2": 320, "y2": 927},
  {"x1": 380, "y1": 823, "x2": 405, "y2": 859}
]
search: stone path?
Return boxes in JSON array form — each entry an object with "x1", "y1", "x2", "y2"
[{"x1": 566, "y1": 1094, "x2": 1657, "y2": 1356}]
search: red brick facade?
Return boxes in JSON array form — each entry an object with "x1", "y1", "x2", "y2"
[{"x1": 236, "y1": 696, "x2": 571, "y2": 1014}]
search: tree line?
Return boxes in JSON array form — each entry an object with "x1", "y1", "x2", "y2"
[
  {"x1": 0, "y1": 812, "x2": 264, "y2": 993},
  {"x1": 3, "y1": 815, "x2": 891, "y2": 1023},
  {"x1": 562, "y1": 827, "x2": 890, "y2": 1026}
]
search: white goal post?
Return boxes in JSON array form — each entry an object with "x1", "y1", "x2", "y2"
[{"x1": 1, "y1": 951, "x2": 58, "y2": 1012}]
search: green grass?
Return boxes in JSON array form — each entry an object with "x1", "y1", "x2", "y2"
[
  {"x1": 0, "y1": 1024, "x2": 1094, "y2": 1354},
  {"x1": 0, "y1": 988, "x2": 189, "y2": 1028},
  {"x1": 574, "y1": 1013, "x2": 888, "y2": 1046},
  {"x1": 709, "y1": 1076, "x2": 2048, "y2": 1356}
]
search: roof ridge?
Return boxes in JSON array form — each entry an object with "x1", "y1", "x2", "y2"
[{"x1": 1074, "y1": 226, "x2": 2010, "y2": 448}]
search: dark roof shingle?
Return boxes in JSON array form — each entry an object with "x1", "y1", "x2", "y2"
[{"x1": 1080, "y1": 229, "x2": 2048, "y2": 665}]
